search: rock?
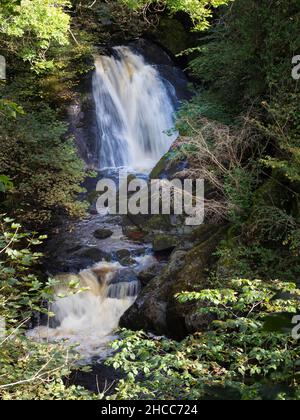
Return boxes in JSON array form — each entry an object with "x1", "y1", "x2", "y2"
[
  {"x1": 152, "y1": 234, "x2": 178, "y2": 252},
  {"x1": 116, "y1": 249, "x2": 131, "y2": 260},
  {"x1": 120, "y1": 226, "x2": 228, "y2": 339},
  {"x1": 120, "y1": 250, "x2": 187, "y2": 335},
  {"x1": 166, "y1": 228, "x2": 226, "y2": 338},
  {"x1": 120, "y1": 257, "x2": 136, "y2": 267},
  {"x1": 122, "y1": 222, "x2": 146, "y2": 241},
  {"x1": 68, "y1": 363, "x2": 124, "y2": 396},
  {"x1": 68, "y1": 69, "x2": 100, "y2": 169},
  {"x1": 144, "y1": 214, "x2": 173, "y2": 232},
  {"x1": 111, "y1": 268, "x2": 138, "y2": 284},
  {"x1": 138, "y1": 263, "x2": 163, "y2": 287},
  {"x1": 93, "y1": 228, "x2": 113, "y2": 240},
  {"x1": 155, "y1": 18, "x2": 189, "y2": 55},
  {"x1": 77, "y1": 247, "x2": 111, "y2": 262},
  {"x1": 150, "y1": 140, "x2": 189, "y2": 180}
]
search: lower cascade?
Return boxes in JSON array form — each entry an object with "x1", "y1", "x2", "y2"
[
  {"x1": 93, "y1": 46, "x2": 178, "y2": 172},
  {"x1": 28, "y1": 262, "x2": 140, "y2": 360}
]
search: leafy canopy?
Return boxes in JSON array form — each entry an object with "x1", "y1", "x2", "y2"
[
  {"x1": 122, "y1": 0, "x2": 233, "y2": 30},
  {"x1": 0, "y1": 0, "x2": 71, "y2": 71}
]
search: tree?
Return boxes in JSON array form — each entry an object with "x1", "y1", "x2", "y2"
[
  {"x1": 0, "y1": 0, "x2": 71, "y2": 71},
  {"x1": 122, "y1": 0, "x2": 234, "y2": 30}
]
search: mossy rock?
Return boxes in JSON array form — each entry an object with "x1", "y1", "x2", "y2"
[
  {"x1": 150, "y1": 154, "x2": 170, "y2": 179},
  {"x1": 152, "y1": 234, "x2": 178, "y2": 252},
  {"x1": 120, "y1": 257, "x2": 136, "y2": 267},
  {"x1": 166, "y1": 226, "x2": 228, "y2": 338},
  {"x1": 122, "y1": 221, "x2": 147, "y2": 241},
  {"x1": 144, "y1": 214, "x2": 173, "y2": 232},
  {"x1": 121, "y1": 225, "x2": 228, "y2": 338},
  {"x1": 116, "y1": 249, "x2": 131, "y2": 260},
  {"x1": 138, "y1": 263, "x2": 163, "y2": 287},
  {"x1": 188, "y1": 224, "x2": 223, "y2": 245}
]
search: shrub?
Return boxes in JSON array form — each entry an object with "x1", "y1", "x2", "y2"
[
  {"x1": 0, "y1": 216, "x2": 95, "y2": 399},
  {"x1": 0, "y1": 107, "x2": 87, "y2": 225},
  {"x1": 107, "y1": 279, "x2": 300, "y2": 400}
]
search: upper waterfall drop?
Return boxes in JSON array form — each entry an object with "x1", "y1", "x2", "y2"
[{"x1": 92, "y1": 46, "x2": 178, "y2": 172}]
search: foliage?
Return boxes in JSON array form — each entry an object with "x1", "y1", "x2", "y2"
[
  {"x1": 0, "y1": 107, "x2": 87, "y2": 225},
  {"x1": 216, "y1": 242, "x2": 300, "y2": 285},
  {"x1": 0, "y1": 216, "x2": 95, "y2": 399},
  {"x1": 0, "y1": 0, "x2": 71, "y2": 71},
  {"x1": 174, "y1": 0, "x2": 300, "y2": 288},
  {"x1": 108, "y1": 279, "x2": 300, "y2": 400},
  {"x1": 186, "y1": 0, "x2": 300, "y2": 109},
  {"x1": 122, "y1": 0, "x2": 233, "y2": 31},
  {"x1": 170, "y1": 115, "x2": 261, "y2": 223}
]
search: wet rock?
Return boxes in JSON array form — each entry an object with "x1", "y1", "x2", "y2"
[
  {"x1": 137, "y1": 262, "x2": 163, "y2": 287},
  {"x1": 121, "y1": 226, "x2": 228, "y2": 339},
  {"x1": 120, "y1": 257, "x2": 136, "y2": 267},
  {"x1": 150, "y1": 140, "x2": 189, "y2": 180},
  {"x1": 111, "y1": 268, "x2": 138, "y2": 284},
  {"x1": 67, "y1": 364, "x2": 124, "y2": 396},
  {"x1": 152, "y1": 234, "x2": 178, "y2": 252},
  {"x1": 120, "y1": 250, "x2": 187, "y2": 335},
  {"x1": 93, "y1": 228, "x2": 113, "y2": 240},
  {"x1": 77, "y1": 247, "x2": 111, "y2": 262},
  {"x1": 122, "y1": 222, "x2": 146, "y2": 241},
  {"x1": 165, "y1": 227, "x2": 228, "y2": 338},
  {"x1": 129, "y1": 39, "x2": 190, "y2": 102},
  {"x1": 116, "y1": 249, "x2": 131, "y2": 260},
  {"x1": 68, "y1": 69, "x2": 99, "y2": 170}
]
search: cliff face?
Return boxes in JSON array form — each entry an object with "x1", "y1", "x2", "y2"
[{"x1": 68, "y1": 72, "x2": 100, "y2": 169}]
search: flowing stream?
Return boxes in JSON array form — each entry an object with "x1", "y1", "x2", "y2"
[{"x1": 28, "y1": 45, "x2": 180, "y2": 361}]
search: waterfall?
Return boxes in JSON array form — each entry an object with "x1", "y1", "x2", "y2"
[
  {"x1": 93, "y1": 46, "x2": 178, "y2": 172},
  {"x1": 28, "y1": 262, "x2": 140, "y2": 360}
]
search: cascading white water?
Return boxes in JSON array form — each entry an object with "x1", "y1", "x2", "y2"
[
  {"x1": 28, "y1": 46, "x2": 178, "y2": 361},
  {"x1": 93, "y1": 46, "x2": 178, "y2": 172},
  {"x1": 28, "y1": 262, "x2": 140, "y2": 361}
]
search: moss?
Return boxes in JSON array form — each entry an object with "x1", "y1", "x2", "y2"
[
  {"x1": 145, "y1": 214, "x2": 173, "y2": 232},
  {"x1": 152, "y1": 234, "x2": 178, "y2": 252},
  {"x1": 150, "y1": 154, "x2": 169, "y2": 179}
]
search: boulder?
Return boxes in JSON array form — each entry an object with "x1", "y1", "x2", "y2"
[
  {"x1": 77, "y1": 247, "x2": 111, "y2": 262},
  {"x1": 152, "y1": 234, "x2": 178, "y2": 252},
  {"x1": 93, "y1": 228, "x2": 113, "y2": 240},
  {"x1": 137, "y1": 262, "x2": 163, "y2": 287},
  {"x1": 120, "y1": 225, "x2": 227, "y2": 339},
  {"x1": 116, "y1": 249, "x2": 131, "y2": 260},
  {"x1": 120, "y1": 257, "x2": 136, "y2": 267},
  {"x1": 120, "y1": 250, "x2": 187, "y2": 335}
]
